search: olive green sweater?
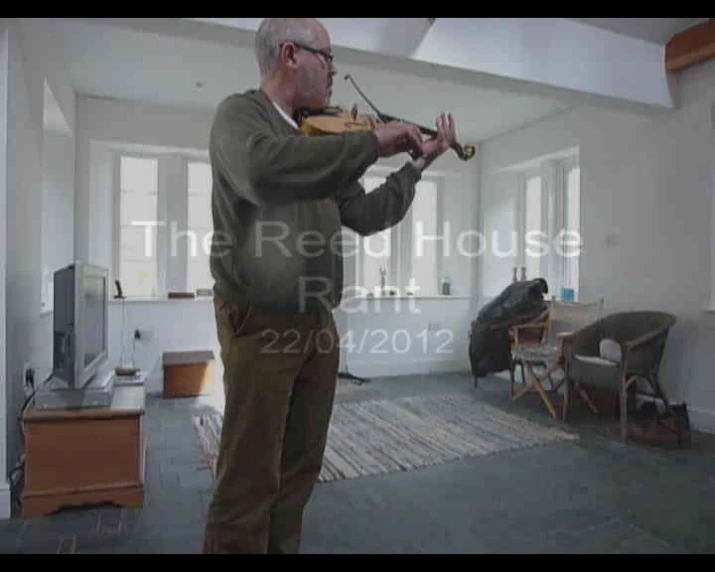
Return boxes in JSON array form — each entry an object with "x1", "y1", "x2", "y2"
[{"x1": 209, "y1": 88, "x2": 421, "y2": 313}]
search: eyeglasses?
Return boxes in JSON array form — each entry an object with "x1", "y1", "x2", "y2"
[{"x1": 282, "y1": 41, "x2": 334, "y2": 65}]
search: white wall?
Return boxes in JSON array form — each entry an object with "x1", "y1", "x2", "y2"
[
  {"x1": 479, "y1": 59, "x2": 715, "y2": 433},
  {"x1": 75, "y1": 95, "x2": 214, "y2": 266},
  {"x1": 41, "y1": 129, "x2": 75, "y2": 310},
  {"x1": 0, "y1": 18, "x2": 10, "y2": 520},
  {"x1": 107, "y1": 298, "x2": 220, "y2": 394},
  {"x1": 336, "y1": 296, "x2": 473, "y2": 378},
  {"x1": 3, "y1": 19, "x2": 76, "y2": 515},
  {"x1": 76, "y1": 95, "x2": 481, "y2": 386},
  {"x1": 6, "y1": 20, "x2": 43, "y2": 502},
  {"x1": 479, "y1": 169, "x2": 521, "y2": 299},
  {"x1": 104, "y1": 296, "x2": 476, "y2": 393},
  {"x1": 87, "y1": 141, "x2": 113, "y2": 272}
]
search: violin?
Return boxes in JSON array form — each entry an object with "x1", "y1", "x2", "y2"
[{"x1": 295, "y1": 75, "x2": 476, "y2": 162}]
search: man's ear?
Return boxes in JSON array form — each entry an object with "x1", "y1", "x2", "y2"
[{"x1": 281, "y1": 43, "x2": 298, "y2": 70}]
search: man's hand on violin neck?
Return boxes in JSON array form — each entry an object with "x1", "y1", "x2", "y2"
[
  {"x1": 373, "y1": 122, "x2": 424, "y2": 159},
  {"x1": 413, "y1": 112, "x2": 456, "y2": 171}
]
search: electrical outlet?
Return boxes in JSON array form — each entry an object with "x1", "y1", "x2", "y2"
[{"x1": 427, "y1": 322, "x2": 443, "y2": 332}]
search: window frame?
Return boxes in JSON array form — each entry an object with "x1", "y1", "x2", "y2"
[
  {"x1": 110, "y1": 149, "x2": 448, "y2": 301},
  {"x1": 351, "y1": 165, "x2": 445, "y2": 297},
  {"x1": 515, "y1": 165, "x2": 544, "y2": 283},
  {"x1": 112, "y1": 148, "x2": 210, "y2": 299},
  {"x1": 185, "y1": 158, "x2": 214, "y2": 293},
  {"x1": 513, "y1": 155, "x2": 581, "y2": 299},
  {"x1": 112, "y1": 150, "x2": 163, "y2": 299},
  {"x1": 559, "y1": 155, "x2": 581, "y2": 300}
]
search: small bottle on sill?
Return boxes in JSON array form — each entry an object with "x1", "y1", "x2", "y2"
[{"x1": 440, "y1": 275, "x2": 451, "y2": 296}]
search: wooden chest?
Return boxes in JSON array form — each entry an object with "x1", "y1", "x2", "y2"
[
  {"x1": 162, "y1": 350, "x2": 216, "y2": 398},
  {"x1": 22, "y1": 385, "x2": 146, "y2": 518}
]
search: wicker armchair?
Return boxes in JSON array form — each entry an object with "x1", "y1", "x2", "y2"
[{"x1": 562, "y1": 311, "x2": 676, "y2": 441}]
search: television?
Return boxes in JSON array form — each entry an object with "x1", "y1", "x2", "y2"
[{"x1": 51, "y1": 262, "x2": 109, "y2": 389}]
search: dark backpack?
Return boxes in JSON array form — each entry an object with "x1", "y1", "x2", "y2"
[{"x1": 469, "y1": 279, "x2": 548, "y2": 380}]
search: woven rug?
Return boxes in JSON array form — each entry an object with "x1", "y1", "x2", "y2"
[{"x1": 191, "y1": 393, "x2": 578, "y2": 483}]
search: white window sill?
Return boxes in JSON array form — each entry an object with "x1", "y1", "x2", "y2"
[
  {"x1": 345, "y1": 295, "x2": 472, "y2": 301},
  {"x1": 109, "y1": 296, "x2": 214, "y2": 303},
  {"x1": 108, "y1": 295, "x2": 472, "y2": 304}
]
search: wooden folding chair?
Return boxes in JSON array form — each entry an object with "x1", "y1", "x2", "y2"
[{"x1": 509, "y1": 296, "x2": 604, "y2": 420}]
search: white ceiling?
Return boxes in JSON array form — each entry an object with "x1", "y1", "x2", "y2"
[
  {"x1": 48, "y1": 18, "x2": 707, "y2": 146},
  {"x1": 567, "y1": 18, "x2": 707, "y2": 45},
  {"x1": 49, "y1": 18, "x2": 574, "y2": 146}
]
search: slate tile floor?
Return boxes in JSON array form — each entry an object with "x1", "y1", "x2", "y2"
[{"x1": 2, "y1": 371, "x2": 715, "y2": 554}]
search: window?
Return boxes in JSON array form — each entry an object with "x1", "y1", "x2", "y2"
[
  {"x1": 118, "y1": 156, "x2": 159, "y2": 297},
  {"x1": 114, "y1": 150, "x2": 212, "y2": 299},
  {"x1": 359, "y1": 176, "x2": 393, "y2": 294},
  {"x1": 410, "y1": 178, "x2": 439, "y2": 296},
  {"x1": 186, "y1": 161, "x2": 214, "y2": 292},
  {"x1": 110, "y1": 149, "x2": 450, "y2": 300},
  {"x1": 523, "y1": 173, "x2": 543, "y2": 282},
  {"x1": 513, "y1": 154, "x2": 580, "y2": 299},
  {"x1": 352, "y1": 169, "x2": 444, "y2": 297}
]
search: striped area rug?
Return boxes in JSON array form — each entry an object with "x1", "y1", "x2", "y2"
[{"x1": 192, "y1": 393, "x2": 578, "y2": 483}]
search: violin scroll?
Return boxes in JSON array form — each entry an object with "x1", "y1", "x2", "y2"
[{"x1": 453, "y1": 142, "x2": 476, "y2": 161}]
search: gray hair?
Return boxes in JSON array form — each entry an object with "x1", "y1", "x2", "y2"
[{"x1": 255, "y1": 18, "x2": 319, "y2": 78}]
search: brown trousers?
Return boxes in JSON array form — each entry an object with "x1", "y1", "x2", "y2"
[{"x1": 202, "y1": 296, "x2": 339, "y2": 554}]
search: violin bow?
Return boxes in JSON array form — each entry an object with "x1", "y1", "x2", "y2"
[
  {"x1": 344, "y1": 74, "x2": 391, "y2": 123},
  {"x1": 343, "y1": 73, "x2": 476, "y2": 161},
  {"x1": 344, "y1": 73, "x2": 443, "y2": 140}
]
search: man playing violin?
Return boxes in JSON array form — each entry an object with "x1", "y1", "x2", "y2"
[{"x1": 203, "y1": 17, "x2": 458, "y2": 554}]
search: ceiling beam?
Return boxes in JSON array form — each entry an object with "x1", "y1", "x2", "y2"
[
  {"x1": 666, "y1": 18, "x2": 715, "y2": 72},
  {"x1": 412, "y1": 18, "x2": 676, "y2": 113}
]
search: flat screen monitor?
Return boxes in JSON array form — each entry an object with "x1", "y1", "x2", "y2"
[{"x1": 52, "y1": 262, "x2": 109, "y2": 388}]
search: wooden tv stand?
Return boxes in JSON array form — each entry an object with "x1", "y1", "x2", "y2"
[{"x1": 21, "y1": 384, "x2": 147, "y2": 518}]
